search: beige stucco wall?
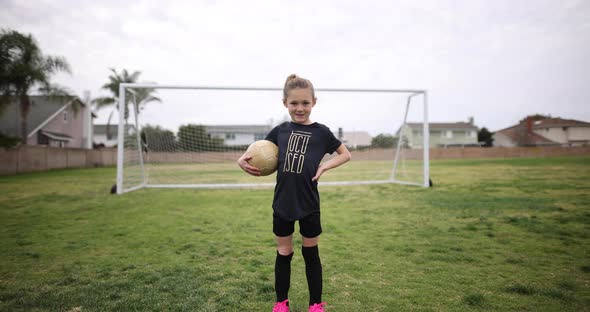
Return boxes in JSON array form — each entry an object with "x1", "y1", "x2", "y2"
[
  {"x1": 568, "y1": 127, "x2": 590, "y2": 141},
  {"x1": 492, "y1": 132, "x2": 517, "y2": 147},
  {"x1": 0, "y1": 148, "x2": 18, "y2": 175},
  {"x1": 534, "y1": 126, "x2": 590, "y2": 144},
  {"x1": 535, "y1": 128, "x2": 567, "y2": 143},
  {"x1": 410, "y1": 129, "x2": 478, "y2": 148},
  {"x1": 2, "y1": 146, "x2": 589, "y2": 176},
  {"x1": 0, "y1": 146, "x2": 116, "y2": 175},
  {"x1": 17, "y1": 145, "x2": 47, "y2": 173}
]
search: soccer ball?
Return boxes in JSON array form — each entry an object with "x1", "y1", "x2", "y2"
[{"x1": 246, "y1": 140, "x2": 279, "y2": 176}]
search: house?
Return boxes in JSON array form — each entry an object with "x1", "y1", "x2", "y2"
[
  {"x1": 334, "y1": 130, "x2": 372, "y2": 148},
  {"x1": 0, "y1": 96, "x2": 93, "y2": 149},
  {"x1": 494, "y1": 117, "x2": 590, "y2": 147},
  {"x1": 205, "y1": 125, "x2": 272, "y2": 146},
  {"x1": 93, "y1": 124, "x2": 269, "y2": 148},
  {"x1": 398, "y1": 118, "x2": 479, "y2": 148},
  {"x1": 93, "y1": 124, "x2": 136, "y2": 147}
]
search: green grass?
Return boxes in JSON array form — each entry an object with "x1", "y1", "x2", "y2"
[
  {"x1": 124, "y1": 159, "x2": 423, "y2": 186},
  {"x1": 1, "y1": 156, "x2": 589, "y2": 311}
]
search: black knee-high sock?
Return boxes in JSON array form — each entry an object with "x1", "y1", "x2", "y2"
[
  {"x1": 275, "y1": 251, "x2": 293, "y2": 302},
  {"x1": 302, "y1": 245, "x2": 322, "y2": 305}
]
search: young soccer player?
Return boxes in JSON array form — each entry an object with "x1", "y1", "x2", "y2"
[{"x1": 238, "y1": 74, "x2": 352, "y2": 312}]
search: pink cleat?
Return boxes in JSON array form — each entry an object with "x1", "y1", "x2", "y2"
[
  {"x1": 273, "y1": 299, "x2": 289, "y2": 312},
  {"x1": 308, "y1": 302, "x2": 327, "y2": 312}
]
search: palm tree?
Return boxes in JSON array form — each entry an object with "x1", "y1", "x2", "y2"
[
  {"x1": 0, "y1": 29, "x2": 74, "y2": 143},
  {"x1": 93, "y1": 68, "x2": 160, "y2": 122},
  {"x1": 129, "y1": 87, "x2": 161, "y2": 113}
]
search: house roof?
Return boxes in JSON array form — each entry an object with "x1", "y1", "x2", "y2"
[
  {"x1": 405, "y1": 122, "x2": 478, "y2": 131},
  {"x1": 495, "y1": 117, "x2": 590, "y2": 133},
  {"x1": 530, "y1": 117, "x2": 590, "y2": 129},
  {"x1": 41, "y1": 130, "x2": 73, "y2": 141},
  {"x1": 336, "y1": 131, "x2": 372, "y2": 146},
  {"x1": 0, "y1": 96, "x2": 85, "y2": 138}
]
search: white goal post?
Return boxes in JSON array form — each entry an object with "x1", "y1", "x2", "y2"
[{"x1": 116, "y1": 83, "x2": 429, "y2": 194}]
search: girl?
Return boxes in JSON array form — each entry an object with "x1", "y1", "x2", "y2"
[{"x1": 238, "y1": 74, "x2": 351, "y2": 312}]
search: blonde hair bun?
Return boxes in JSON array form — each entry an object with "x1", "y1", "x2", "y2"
[{"x1": 283, "y1": 74, "x2": 315, "y2": 99}]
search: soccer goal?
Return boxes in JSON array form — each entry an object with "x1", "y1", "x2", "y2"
[{"x1": 115, "y1": 83, "x2": 429, "y2": 194}]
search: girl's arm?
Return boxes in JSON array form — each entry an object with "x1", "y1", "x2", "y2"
[
  {"x1": 237, "y1": 152, "x2": 261, "y2": 176},
  {"x1": 312, "y1": 144, "x2": 351, "y2": 182}
]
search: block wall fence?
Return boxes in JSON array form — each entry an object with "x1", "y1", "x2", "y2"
[{"x1": 1, "y1": 145, "x2": 589, "y2": 176}]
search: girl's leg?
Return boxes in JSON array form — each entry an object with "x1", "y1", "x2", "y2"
[
  {"x1": 302, "y1": 236, "x2": 322, "y2": 305},
  {"x1": 275, "y1": 234, "x2": 294, "y2": 302}
]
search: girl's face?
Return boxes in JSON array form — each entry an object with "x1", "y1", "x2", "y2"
[{"x1": 283, "y1": 88, "x2": 316, "y2": 125}]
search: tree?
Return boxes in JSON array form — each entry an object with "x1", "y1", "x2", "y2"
[
  {"x1": 520, "y1": 114, "x2": 551, "y2": 123},
  {"x1": 93, "y1": 68, "x2": 160, "y2": 121},
  {"x1": 0, "y1": 132, "x2": 20, "y2": 148},
  {"x1": 477, "y1": 127, "x2": 494, "y2": 147},
  {"x1": 0, "y1": 29, "x2": 74, "y2": 143},
  {"x1": 141, "y1": 125, "x2": 176, "y2": 152},
  {"x1": 371, "y1": 133, "x2": 398, "y2": 148},
  {"x1": 177, "y1": 124, "x2": 224, "y2": 152}
]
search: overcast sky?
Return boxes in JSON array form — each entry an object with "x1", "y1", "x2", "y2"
[{"x1": 2, "y1": 0, "x2": 589, "y2": 132}]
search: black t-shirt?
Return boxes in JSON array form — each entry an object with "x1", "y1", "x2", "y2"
[{"x1": 265, "y1": 122, "x2": 342, "y2": 221}]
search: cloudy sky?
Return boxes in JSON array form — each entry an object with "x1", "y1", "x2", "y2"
[{"x1": 2, "y1": 0, "x2": 589, "y2": 132}]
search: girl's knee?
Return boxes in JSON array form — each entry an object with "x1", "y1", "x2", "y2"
[
  {"x1": 276, "y1": 235, "x2": 294, "y2": 255},
  {"x1": 302, "y1": 235, "x2": 319, "y2": 247},
  {"x1": 277, "y1": 245, "x2": 294, "y2": 255}
]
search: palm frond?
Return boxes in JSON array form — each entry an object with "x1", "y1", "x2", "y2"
[
  {"x1": 44, "y1": 56, "x2": 71, "y2": 75},
  {"x1": 92, "y1": 97, "x2": 116, "y2": 110},
  {"x1": 101, "y1": 68, "x2": 142, "y2": 98},
  {"x1": 129, "y1": 70, "x2": 141, "y2": 82},
  {"x1": 1, "y1": 29, "x2": 70, "y2": 97},
  {"x1": 38, "y1": 82, "x2": 73, "y2": 97}
]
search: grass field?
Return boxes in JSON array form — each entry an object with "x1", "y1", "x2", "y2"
[
  {"x1": 122, "y1": 159, "x2": 423, "y2": 187},
  {"x1": 1, "y1": 156, "x2": 589, "y2": 311}
]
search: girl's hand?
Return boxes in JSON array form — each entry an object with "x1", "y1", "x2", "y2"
[
  {"x1": 311, "y1": 144, "x2": 351, "y2": 182},
  {"x1": 312, "y1": 166, "x2": 325, "y2": 182},
  {"x1": 238, "y1": 153, "x2": 261, "y2": 176}
]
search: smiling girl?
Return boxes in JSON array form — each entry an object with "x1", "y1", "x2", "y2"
[{"x1": 238, "y1": 74, "x2": 351, "y2": 312}]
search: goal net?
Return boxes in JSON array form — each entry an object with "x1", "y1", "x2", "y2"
[{"x1": 115, "y1": 84, "x2": 429, "y2": 194}]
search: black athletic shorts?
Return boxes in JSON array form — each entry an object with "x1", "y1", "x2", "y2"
[{"x1": 273, "y1": 212, "x2": 322, "y2": 238}]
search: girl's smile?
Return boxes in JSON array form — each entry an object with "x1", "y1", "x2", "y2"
[{"x1": 283, "y1": 88, "x2": 316, "y2": 125}]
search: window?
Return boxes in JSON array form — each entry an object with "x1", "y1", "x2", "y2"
[
  {"x1": 225, "y1": 133, "x2": 236, "y2": 140},
  {"x1": 254, "y1": 133, "x2": 265, "y2": 140},
  {"x1": 443, "y1": 130, "x2": 453, "y2": 139},
  {"x1": 38, "y1": 132, "x2": 48, "y2": 145},
  {"x1": 466, "y1": 130, "x2": 476, "y2": 138},
  {"x1": 63, "y1": 111, "x2": 68, "y2": 123}
]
